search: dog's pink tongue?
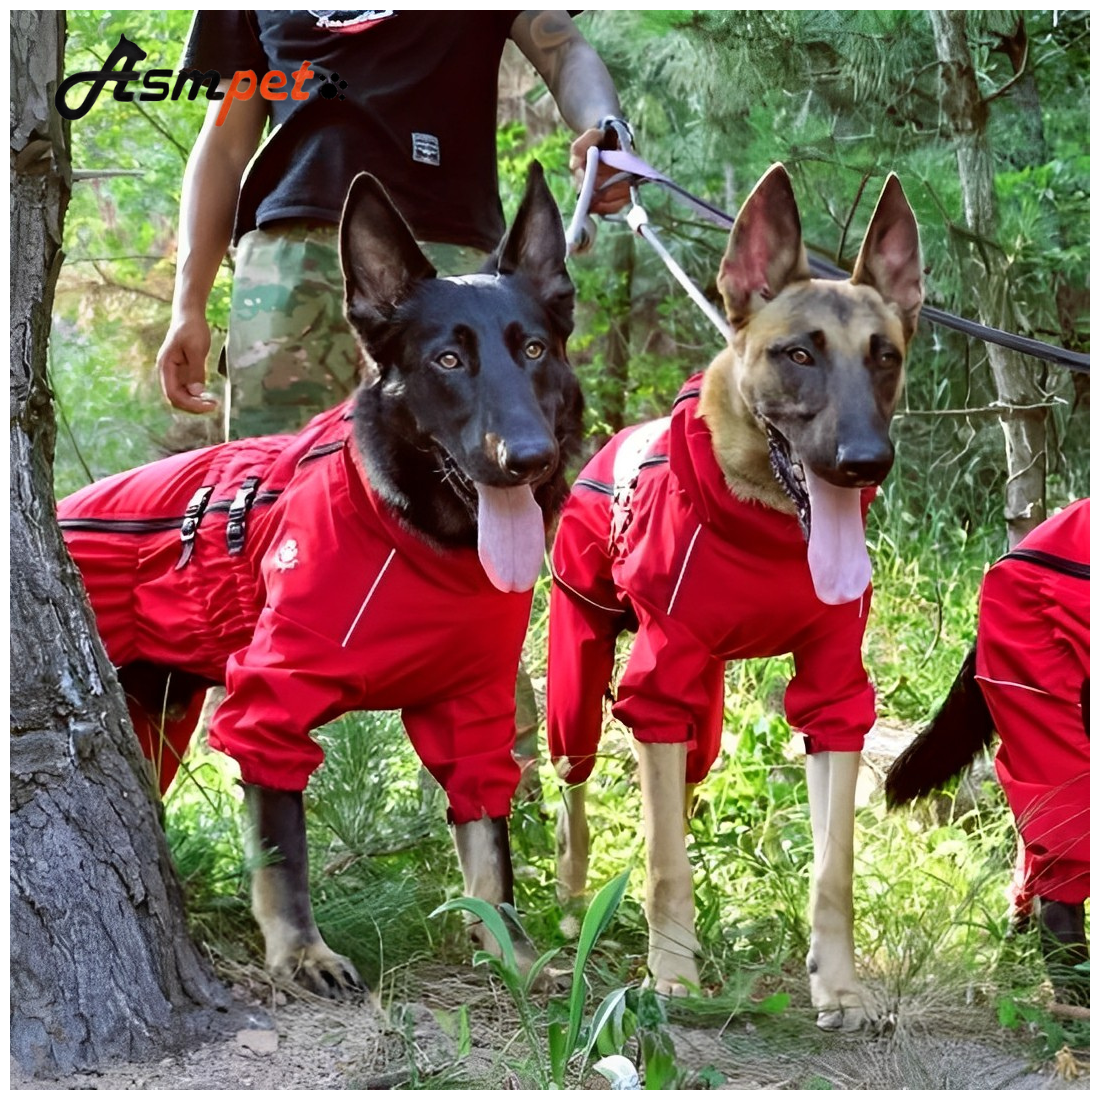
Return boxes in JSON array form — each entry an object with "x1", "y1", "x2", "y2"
[
  {"x1": 804, "y1": 468, "x2": 872, "y2": 605},
  {"x1": 475, "y1": 483, "x2": 545, "y2": 593}
]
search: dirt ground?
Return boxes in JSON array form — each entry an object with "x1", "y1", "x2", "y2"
[
  {"x1": 10, "y1": 963, "x2": 1090, "y2": 1091},
  {"x1": 10, "y1": 723, "x2": 1087, "y2": 1091}
]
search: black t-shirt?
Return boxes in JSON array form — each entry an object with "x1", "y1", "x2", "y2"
[{"x1": 183, "y1": 10, "x2": 520, "y2": 250}]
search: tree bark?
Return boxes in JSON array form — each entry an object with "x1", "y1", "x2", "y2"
[
  {"x1": 10, "y1": 11, "x2": 248, "y2": 1077},
  {"x1": 929, "y1": 10, "x2": 1047, "y2": 546}
]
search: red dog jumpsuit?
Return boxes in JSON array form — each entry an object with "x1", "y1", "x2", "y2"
[
  {"x1": 975, "y1": 498, "x2": 1090, "y2": 916},
  {"x1": 58, "y1": 402, "x2": 530, "y2": 823},
  {"x1": 547, "y1": 377, "x2": 877, "y2": 786}
]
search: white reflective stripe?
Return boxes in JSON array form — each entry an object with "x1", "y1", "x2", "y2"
[
  {"x1": 974, "y1": 674, "x2": 1059, "y2": 700},
  {"x1": 612, "y1": 417, "x2": 670, "y2": 489},
  {"x1": 667, "y1": 524, "x2": 702, "y2": 617},
  {"x1": 550, "y1": 558, "x2": 623, "y2": 615},
  {"x1": 341, "y1": 548, "x2": 396, "y2": 648}
]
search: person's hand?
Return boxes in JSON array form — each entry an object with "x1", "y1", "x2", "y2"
[
  {"x1": 569, "y1": 126, "x2": 632, "y2": 216},
  {"x1": 156, "y1": 312, "x2": 218, "y2": 415}
]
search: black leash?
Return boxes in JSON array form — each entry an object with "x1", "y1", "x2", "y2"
[{"x1": 597, "y1": 151, "x2": 1090, "y2": 375}]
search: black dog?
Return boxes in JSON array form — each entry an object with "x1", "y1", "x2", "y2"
[{"x1": 58, "y1": 162, "x2": 582, "y2": 994}]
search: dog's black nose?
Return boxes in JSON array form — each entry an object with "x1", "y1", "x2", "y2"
[
  {"x1": 497, "y1": 437, "x2": 557, "y2": 480},
  {"x1": 835, "y1": 441, "x2": 894, "y2": 486}
]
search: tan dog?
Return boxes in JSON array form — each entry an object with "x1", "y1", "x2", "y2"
[{"x1": 547, "y1": 164, "x2": 923, "y2": 1029}]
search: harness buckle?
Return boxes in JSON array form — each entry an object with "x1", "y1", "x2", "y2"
[
  {"x1": 176, "y1": 486, "x2": 214, "y2": 570},
  {"x1": 226, "y1": 476, "x2": 261, "y2": 556}
]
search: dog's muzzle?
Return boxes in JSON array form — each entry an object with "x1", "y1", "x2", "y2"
[{"x1": 765, "y1": 425, "x2": 875, "y2": 606}]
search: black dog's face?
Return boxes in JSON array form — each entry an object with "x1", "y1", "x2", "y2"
[
  {"x1": 339, "y1": 163, "x2": 582, "y2": 590},
  {"x1": 374, "y1": 271, "x2": 579, "y2": 492}
]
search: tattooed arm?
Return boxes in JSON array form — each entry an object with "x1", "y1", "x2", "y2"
[{"x1": 510, "y1": 11, "x2": 630, "y2": 213}]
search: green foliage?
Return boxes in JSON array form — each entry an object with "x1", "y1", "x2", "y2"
[
  {"x1": 53, "y1": 11, "x2": 230, "y2": 497},
  {"x1": 996, "y1": 993, "x2": 1091, "y2": 1064},
  {"x1": 429, "y1": 869, "x2": 635, "y2": 1088}
]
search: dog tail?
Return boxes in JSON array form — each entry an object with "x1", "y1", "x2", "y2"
[{"x1": 884, "y1": 646, "x2": 995, "y2": 807}]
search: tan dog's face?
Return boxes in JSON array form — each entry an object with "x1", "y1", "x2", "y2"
[
  {"x1": 731, "y1": 279, "x2": 908, "y2": 489},
  {"x1": 717, "y1": 166, "x2": 923, "y2": 497}
]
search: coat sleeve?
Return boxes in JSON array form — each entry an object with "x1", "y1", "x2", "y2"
[
  {"x1": 209, "y1": 604, "x2": 367, "y2": 791},
  {"x1": 612, "y1": 605, "x2": 725, "y2": 755},
  {"x1": 402, "y1": 670, "x2": 521, "y2": 826},
  {"x1": 785, "y1": 595, "x2": 876, "y2": 754}
]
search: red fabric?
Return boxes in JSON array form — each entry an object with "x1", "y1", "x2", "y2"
[
  {"x1": 59, "y1": 402, "x2": 529, "y2": 823},
  {"x1": 548, "y1": 376, "x2": 877, "y2": 785},
  {"x1": 974, "y1": 499, "x2": 1090, "y2": 912}
]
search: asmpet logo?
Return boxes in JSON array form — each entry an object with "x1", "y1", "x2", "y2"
[{"x1": 55, "y1": 35, "x2": 345, "y2": 127}]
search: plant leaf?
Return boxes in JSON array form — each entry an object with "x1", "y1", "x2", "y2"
[
  {"x1": 564, "y1": 868, "x2": 632, "y2": 1063},
  {"x1": 430, "y1": 896, "x2": 517, "y2": 974},
  {"x1": 583, "y1": 986, "x2": 631, "y2": 1063}
]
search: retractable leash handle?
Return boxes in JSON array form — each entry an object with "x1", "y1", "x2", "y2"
[
  {"x1": 565, "y1": 145, "x2": 601, "y2": 256},
  {"x1": 565, "y1": 117, "x2": 638, "y2": 256}
]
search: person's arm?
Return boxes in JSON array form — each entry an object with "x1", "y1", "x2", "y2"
[
  {"x1": 156, "y1": 83, "x2": 267, "y2": 414},
  {"x1": 509, "y1": 11, "x2": 631, "y2": 214}
]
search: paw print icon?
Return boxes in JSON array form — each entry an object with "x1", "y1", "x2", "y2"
[{"x1": 318, "y1": 72, "x2": 349, "y2": 100}]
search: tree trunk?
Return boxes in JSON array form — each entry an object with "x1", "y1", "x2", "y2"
[
  {"x1": 10, "y1": 11, "x2": 248, "y2": 1077},
  {"x1": 928, "y1": 10, "x2": 1047, "y2": 547}
]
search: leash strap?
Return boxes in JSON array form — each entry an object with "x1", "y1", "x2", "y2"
[{"x1": 589, "y1": 150, "x2": 1090, "y2": 374}]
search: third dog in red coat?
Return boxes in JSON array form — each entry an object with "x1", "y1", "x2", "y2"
[{"x1": 888, "y1": 499, "x2": 1090, "y2": 1005}]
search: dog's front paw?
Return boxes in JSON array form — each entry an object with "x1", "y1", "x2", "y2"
[
  {"x1": 269, "y1": 942, "x2": 367, "y2": 1000},
  {"x1": 807, "y1": 940, "x2": 879, "y2": 1031},
  {"x1": 809, "y1": 972, "x2": 878, "y2": 1031},
  {"x1": 527, "y1": 964, "x2": 571, "y2": 995},
  {"x1": 646, "y1": 946, "x2": 700, "y2": 998},
  {"x1": 468, "y1": 905, "x2": 572, "y2": 994},
  {"x1": 814, "y1": 1001, "x2": 874, "y2": 1032}
]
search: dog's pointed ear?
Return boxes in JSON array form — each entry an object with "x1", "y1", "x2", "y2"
[
  {"x1": 340, "y1": 173, "x2": 437, "y2": 339},
  {"x1": 492, "y1": 161, "x2": 575, "y2": 336},
  {"x1": 718, "y1": 164, "x2": 811, "y2": 330},
  {"x1": 851, "y1": 174, "x2": 924, "y2": 343}
]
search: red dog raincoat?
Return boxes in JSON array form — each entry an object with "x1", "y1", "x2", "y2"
[
  {"x1": 975, "y1": 498, "x2": 1090, "y2": 914},
  {"x1": 59, "y1": 402, "x2": 530, "y2": 822},
  {"x1": 547, "y1": 376, "x2": 877, "y2": 785}
]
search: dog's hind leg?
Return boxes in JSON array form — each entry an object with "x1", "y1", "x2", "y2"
[
  {"x1": 245, "y1": 784, "x2": 366, "y2": 998},
  {"x1": 117, "y1": 662, "x2": 212, "y2": 793},
  {"x1": 638, "y1": 741, "x2": 701, "y2": 996},
  {"x1": 556, "y1": 781, "x2": 590, "y2": 903},
  {"x1": 805, "y1": 751, "x2": 875, "y2": 1030}
]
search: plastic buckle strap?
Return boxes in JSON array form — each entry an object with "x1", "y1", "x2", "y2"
[
  {"x1": 596, "y1": 116, "x2": 635, "y2": 154},
  {"x1": 226, "y1": 476, "x2": 261, "y2": 556},
  {"x1": 176, "y1": 486, "x2": 214, "y2": 570}
]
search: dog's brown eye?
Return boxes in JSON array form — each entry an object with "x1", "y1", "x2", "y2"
[
  {"x1": 524, "y1": 340, "x2": 545, "y2": 360},
  {"x1": 788, "y1": 347, "x2": 814, "y2": 367},
  {"x1": 436, "y1": 352, "x2": 461, "y2": 370}
]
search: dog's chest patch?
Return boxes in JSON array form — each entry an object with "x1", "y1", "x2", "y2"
[{"x1": 273, "y1": 538, "x2": 300, "y2": 571}]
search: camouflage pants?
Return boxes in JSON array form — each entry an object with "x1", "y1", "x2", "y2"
[
  {"x1": 225, "y1": 224, "x2": 486, "y2": 441},
  {"x1": 226, "y1": 223, "x2": 541, "y2": 791}
]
